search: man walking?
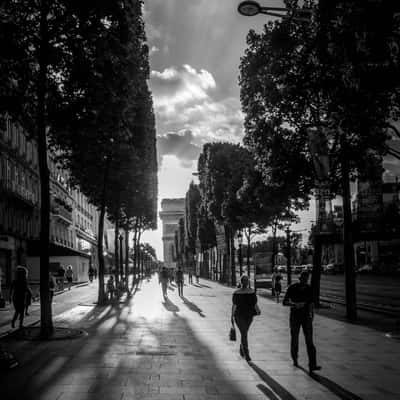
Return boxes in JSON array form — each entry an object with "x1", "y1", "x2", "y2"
[
  {"x1": 159, "y1": 267, "x2": 169, "y2": 298},
  {"x1": 176, "y1": 266, "x2": 184, "y2": 297},
  {"x1": 283, "y1": 271, "x2": 321, "y2": 374}
]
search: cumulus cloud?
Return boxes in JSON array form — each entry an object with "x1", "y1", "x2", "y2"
[
  {"x1": 151, "y1": 64, "x2": 244, "y2": 167},
  {"x1": 157, "y1": 130, "x2": 202, "y2": 168}
]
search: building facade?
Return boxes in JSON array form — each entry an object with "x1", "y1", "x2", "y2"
[
  {"x1": 0, "y1": 116, "x2": 40, "y2": 289},
  {"x1": 1, "y1": 116, "x2": 113, "y2": 294}
]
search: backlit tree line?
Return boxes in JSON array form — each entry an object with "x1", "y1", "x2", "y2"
[
  {"x1": 0, "y1": 0, "x2": 157, "y2": 336},
  {"x1": 176, "y1": 0, "x2": 400, "y2": 321}
]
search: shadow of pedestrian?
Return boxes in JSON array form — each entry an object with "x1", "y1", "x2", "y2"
[
  {"x1": 181, "y1": 297, "x2": 205, "y2": 318},
  {"x1": 198, "y1": 283, "x2": 211, "y2": 288},
  {"x1": 162, "y1": 297, "x2": 180, "y2": 313},
  {"x1": 248, "y1": 362, "x2": 297, "y2": 400},
  {"x1": 298, "y1": 366, "x2": 363, "y2": 400}
]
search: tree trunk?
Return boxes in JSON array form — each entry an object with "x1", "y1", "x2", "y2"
[
  {"x1": 137, "y1": 229, "x2": 142, "y2": 279},
  {"x1": 246, "y1": 232, "x2": 251, "y2": 278},
  {"x1": 114, "y1": 218, "x2": 119, "y2": 285},
  {"x1": 38, "y1": 0, "x2": 53, "y2": 338},
  {"x1": 224, "y1": 225, "x2": 230, "y2": 284},
  {"x1": 119, "y1": 231, "x2": 123, "y2": 280},
  {"x1": 97, "y1": 197, "x2": 107, "y2": 305},
  {"x1": 271, "y1": 222, "x2": 277, "y2": 271},
  {"x1": 311, "y1": 234, "x2": 322, "y2": 307},
  {"x1": 341, "y1": 152, "x2": 357, "y2": 321},
  {"x1": 125, "y1": 229, "x2": 129, "y2": 283},
  {"x1": 97, "y1": 152, "x2": 111, "y2": 306},
  {"x1": 230, "y1": 230, "x2": 236, "y2": 287},
  {"x1": 286, "y1": 228, "x2": 292, "y2": 286}
]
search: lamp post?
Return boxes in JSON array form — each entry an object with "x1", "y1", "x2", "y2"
[
  {"x1": 103, "y1": 250, "x2": 108, "y2": 275},
  {"x1": 237, "y1": 230, "x2": 243, "y2": 276},
  {"x1": 238, "y1": 0, "x2": 312, "y2": 22},
  {"x1": 118, "y1": 234, "x2": 123, "y2": 282},
  {"x1": 285, "y1": 226, "x2": 292, "y2": 286}
]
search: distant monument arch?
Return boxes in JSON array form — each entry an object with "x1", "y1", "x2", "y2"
[{"x1": 159, "y1": 198, "x2": 185, "y2": 268}]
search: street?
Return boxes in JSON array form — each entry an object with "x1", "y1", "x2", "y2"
[
  {"x1": 320, "y1": 274, "x2": 400, "y2": 310},
  {"x1": 1, "y1": 275, "x2": 400, "y2": 400}
]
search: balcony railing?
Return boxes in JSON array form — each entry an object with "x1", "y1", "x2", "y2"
[{"x1": 0, "y1": 179, "x2": 37, "y2": 207}]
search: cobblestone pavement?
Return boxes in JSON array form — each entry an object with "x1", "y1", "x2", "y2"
[{"x1": 1, "y1": 275, "x2": 399, "y2": 400}]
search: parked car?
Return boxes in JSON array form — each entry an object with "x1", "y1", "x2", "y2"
[
  {"x1": 323, "y1": 264, "x2": 335, "y2": 274},
  {"x1": 357, "y1": 264, "x2": 373, "y2": 274},
  {"x1": 323, "y1": 263, "x2": 344, "y2": 274},
  {"x1": 293, "y1": 265, "x2": 303, "y2": 274}
]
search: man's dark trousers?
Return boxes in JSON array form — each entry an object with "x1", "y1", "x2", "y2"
[
  {"x1": 290, "y1": 311, "x2": 317, "y2": 367},
  {"x1": 177, "y1": 281, "x2": 183, "y2": 296}
]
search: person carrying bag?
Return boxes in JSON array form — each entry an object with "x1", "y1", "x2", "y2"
[
  {"x1": 229, "y1": 318, "x2": 236, "y2": 341},
  {"x1": 231, "y1": 274, "x2": 259, "y2": 362}
]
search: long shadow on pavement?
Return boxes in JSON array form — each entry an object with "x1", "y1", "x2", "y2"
[
  {"x1": 181, "y1": 296, "x2": 205, "y2": 317},
  {"x1": 298, "y1": 366, "x2": 364, "y2": 400},
  {"x1": 1, "y1": 276, "x2": 358, "y2": 400},
  {"x1": 162, "y1": 297, "x2": 180, "y2": 313},
  {"x1": 249, "y1": 362, "x2": 297, "y2": 400}
]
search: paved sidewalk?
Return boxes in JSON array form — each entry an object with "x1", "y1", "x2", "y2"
[
  {"x1": 1, "y1": 276, "x2": 399, "y2": 400},
  {"x1": 0, "y1": 282, "x2": 90, "y2": 338}
]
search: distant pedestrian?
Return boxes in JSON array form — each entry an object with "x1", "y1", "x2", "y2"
[
  {"x1": 9, "y1": 266, "x2": 32, "y2": 329},
  {"x1": 283, "y1": 271, "x2": 321, "y2": 374},
  {"x1": 272, "y1": 268, "x2": 283, "y2": 303},
  {"x1": 176, "y1": 266, "x2": 184, "y2": 297},
  {"x1": 159, "y1": 267, "x2": 169, "y2": 298},
  {"x1": 88, "y1": 266, "x2": 94, "y2": 283},
  {"x1": 231, "y1": 275, "x2": 260, "y2": 362},
  {"x1": 195, "y1": 265, "x2": 200, "y2": 284},
  {"x1": 93, "y1": 268, "x2": 97, "y2": 280},
  {"x1": 49, "y1": 274, "x2": 56, "y2": 303},
  {"x1": 106, "y1": 276, "x2": 115, "y2": 300},
  {"x1": 188, "y1": 270, "x2": 193, "y2": 284},
  {"x1": 57, "y1": 265, "x2": 65, "y2": 291},
  {"x1": 66, "y1": 265, "x2": 73, "y2": 290}
]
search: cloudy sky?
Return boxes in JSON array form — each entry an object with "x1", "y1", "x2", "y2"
[{"x1": 141, "y1": 0, "x2": 314, "y2": 259}]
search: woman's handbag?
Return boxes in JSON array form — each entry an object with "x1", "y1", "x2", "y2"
[{"x1": 229, "y1": 321, "x2": 236, "y2": 341}]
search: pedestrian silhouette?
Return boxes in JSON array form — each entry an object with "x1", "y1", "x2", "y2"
[
  {"x1": 159, "y1": 266, "x2": 169, "y2": 298},
  {"x1": 271, "y1": 268, "x2": 283, "y2": 303},
  {"x1": 66, "y1": 265, "x2": 73, "y2": 290},
  {"x1": 231, "y1": 275, "x2": 259, "y2": 362},
  {"x1": 106, "y1": 276, "x2": 116, "y2": 300},
  {"x1": 176, "y1": 266, "x2": 184, "y2": 297},
  {"x1": 283, "y1": 271, "x2": 321, "y2": 374},
  {"x1": 9, "y1": 266, "x2": 32, "y2": 329}
]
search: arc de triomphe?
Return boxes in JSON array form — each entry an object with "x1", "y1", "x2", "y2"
[{"x1": 159, "y1": 198, "x2": 185, "y2": 268}]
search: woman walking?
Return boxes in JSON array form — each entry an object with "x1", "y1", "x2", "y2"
[
  {"x1": 66, "y1": 265, "x2": 74, "y2": 290},
  {"x1": 159, "y1": 266, "x2": 169, "y2": 298},
  {"x1": 9, "y1": 266, "x2": 32, "y2": 329},
  {"x1": 231, "y1": 275, "x2": 259, "y2": 362}
]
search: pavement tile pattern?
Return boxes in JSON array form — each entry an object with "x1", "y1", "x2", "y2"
[{"x1": 1, "y1": 276, "x2": 400, "y2": 400}]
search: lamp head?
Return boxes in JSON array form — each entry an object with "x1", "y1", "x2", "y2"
[{"x1": 238, "y1": 1, "x2": 261, "y2": 16}]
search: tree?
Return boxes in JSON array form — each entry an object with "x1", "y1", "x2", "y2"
[
  {"x1": 50, "y1": 1, "x2": 155, "y2": 303},
  {"x1": 0, "y1": 0, "x2": 107, "y2": 336},
  {"x1": 198, "y1": 142, "x2": 253, "y2": 286},
  {"x1": 239, "y1": 0, "x2": 400, "y2": 319}
]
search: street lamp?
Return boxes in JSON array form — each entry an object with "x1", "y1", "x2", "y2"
[
  {"x1": 237, "y1": 230, "x2": 243, "y2": 276},
  {"x1": 238, "y1": 1, "x2": 312, "y2": 22},
  {"x1": 118, "y1": 234, "x2": 123, "y2": 281}
]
